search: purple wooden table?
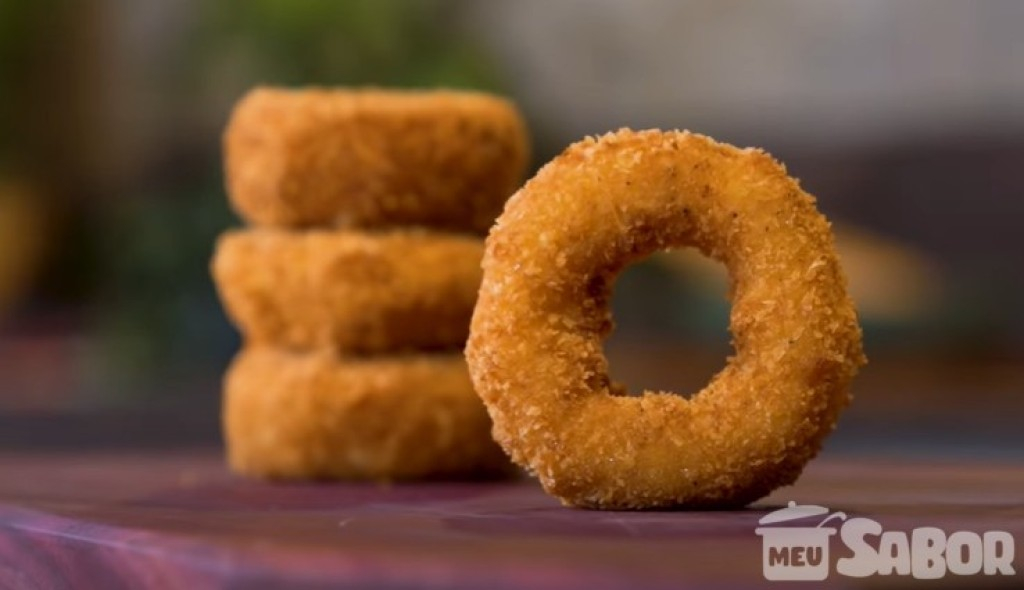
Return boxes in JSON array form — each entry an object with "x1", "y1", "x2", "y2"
[{"x1": 0, "y1": 451, "x2": 1022, "y2": 589}]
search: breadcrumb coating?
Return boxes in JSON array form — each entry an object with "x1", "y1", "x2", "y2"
[
  {"x1": 224, "y1": 87, "x2": 529, "y2": 233},
  {"x1": 224, "y1": 348, "x2": 510, "y2": 480},
  {"x1": 466, "y1": 129, "x2": 865, "y2": 509},
  {"x1": 211, "y1": 229, "x2": 482, "y2": 354}
]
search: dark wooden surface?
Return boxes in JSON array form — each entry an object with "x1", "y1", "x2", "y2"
[{"x1": 0, "y1": 451, "x2": 1022, "y2": 589}]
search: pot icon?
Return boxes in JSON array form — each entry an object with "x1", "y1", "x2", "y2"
[{"x1": 755, "y1": 501, "x2": 847, "y2": 581}]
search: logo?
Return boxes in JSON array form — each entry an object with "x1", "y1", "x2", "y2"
[{"x1": 756, "y1": 501, "x2": 1016, "y2": 581}]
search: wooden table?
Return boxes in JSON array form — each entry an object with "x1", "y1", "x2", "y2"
[{"x1": 1, "y1": 451, "x2": 1022, "y2": 589}]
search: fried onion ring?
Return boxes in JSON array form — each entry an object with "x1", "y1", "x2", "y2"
[
  {"x1": 224, "y1": 348, "x2": 509, "y2": 480},
  {"x1": 212, "y1": 229, "x2": 482, "y2": 354},
  {"x1": 224, "y1": 87, "x2": 529, "y2": 233},
  {"x1": 466, "y1": 129, "x2": 865, "y2": 509}
]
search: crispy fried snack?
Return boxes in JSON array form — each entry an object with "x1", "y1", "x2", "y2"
[
  {"x1": 466, "y1": 129, "x2": 866, "y2": 509},
  {"x1": 224, "y1": 348, "x2": 510, "y2": 480},
  {"x1": 224, "y1": 87, "x2": 529, "y2": 233},
  {"x1": 212, "y1": 229, "x2": 482, "y2": 354}
]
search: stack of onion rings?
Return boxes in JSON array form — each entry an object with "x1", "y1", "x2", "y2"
[{"x1": 214, "y1": 87, "x2": 528, "y2": 481}]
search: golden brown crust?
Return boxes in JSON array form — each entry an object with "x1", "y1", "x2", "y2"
[
  {"x1": 466, "y1": 129, "x2": 866, "y2": 509},
  {"x1": 224, "y1": 348, "x2": 511, "y2": 480},
  {"x1": 211, "y1": 229, "x2": 482, "y2": 354},
  {"x1": 224, "y1": 87, "x2": 529, "y2": 233}
]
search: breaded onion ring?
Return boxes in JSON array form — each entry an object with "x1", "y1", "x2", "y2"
[
  {"x1": 224, "y1": 348, "x2": 509, "y2": 480},
  {"x1": 212, "y1": 229, "x2": 482, "y2": 354},
  {"x1": 466, "y1": 129, "x2": 865, "y2": 509},
  {"x1": 224, "y1": 87, "x2": 529, "y2": 233}
]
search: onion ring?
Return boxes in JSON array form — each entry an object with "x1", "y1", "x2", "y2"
[
  {"x1": 224, "y1": 87, "x2": 529, "y2": 234},
  {"x1": 466, "y1": 129, "x2": 865, "y2": 509},
  {"x1": 212, "y1": 229, "x2": 482, "y2": 354},
  {"x1": 224, "y1": 348, "x2": 509, "y2": 480}
]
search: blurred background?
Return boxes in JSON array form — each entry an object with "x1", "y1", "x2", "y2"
[{"x1": 0, "y1": 0, "x2": 1021, "y2": 456}]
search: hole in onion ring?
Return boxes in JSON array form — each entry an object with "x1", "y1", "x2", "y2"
[{"x1": 604, "y1": 248, "x2": 732, "y2": 398}]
